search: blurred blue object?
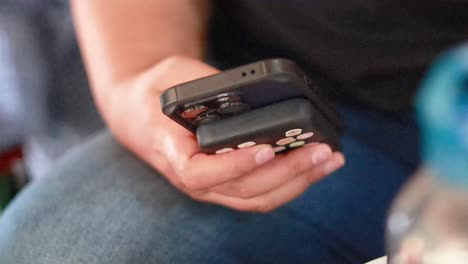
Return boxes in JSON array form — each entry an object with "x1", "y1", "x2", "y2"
[
  {"x1": 0, "y1": 2, "x2": 103, "y2": 179},
  {"x1": 416, "y1": 44, "x2": 468, "y2": 185}
]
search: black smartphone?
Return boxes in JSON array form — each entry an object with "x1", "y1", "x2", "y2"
[
  {"x1": 160, "y1": 58, "x2": 343, "y2": 153},
  {"x1": 197, "y1": 98, "x2": 342, "y2": 154}
]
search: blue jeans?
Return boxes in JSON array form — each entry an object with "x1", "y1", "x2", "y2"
[{"x1": 0, "y1": 106, "x2": 420, "y2": 264}]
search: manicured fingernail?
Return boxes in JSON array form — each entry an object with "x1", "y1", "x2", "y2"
[
  {"x1": 255, "y1": 146, "x2": 275, "y2": 165},
  {"x1": 324, "y1": 155, "x2": 345, "y2": 174},
  {"x1": 311, "y1": 147, "x2": 332, "y2": 165}
]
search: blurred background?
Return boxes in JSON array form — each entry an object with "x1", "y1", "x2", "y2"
[{"x1": 0, "y1": 0, "x2": 103, "y2": 213}]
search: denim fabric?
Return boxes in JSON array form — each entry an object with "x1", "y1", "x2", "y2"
[{"x1": 0, "y1": 106, "x2": 420, "y2": 264}]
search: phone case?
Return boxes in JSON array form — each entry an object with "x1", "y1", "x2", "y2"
[
  {"x1": 160, "y1": 58, "x2": 342, "y2": 133},
  {"x1": 196, "y1": 98, "x2": 342, "y2": 154}
]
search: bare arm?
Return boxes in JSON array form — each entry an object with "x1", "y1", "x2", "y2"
[{"x1": 71, "y1": 0, "x2": 209, "y2": 111}]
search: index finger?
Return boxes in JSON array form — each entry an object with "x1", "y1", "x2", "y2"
[{"x1": 178, "y1": 145, "x2": 276, "y2": 190}]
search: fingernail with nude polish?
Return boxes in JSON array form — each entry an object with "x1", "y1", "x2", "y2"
[
  {"x1": 311, "y1": 147, "x2": 332, "y2": 165},
  {"x1": 255, "y1": 145, "x2": 275, "y2": 165},
  {"x1": 324, "y1": 155, "x2": 345, "y2": 174}
]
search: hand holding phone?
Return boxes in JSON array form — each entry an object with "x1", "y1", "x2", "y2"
[
  {"x1": 107, "y1": 56, "x2": 345, "y2": 213},
  {"x1": 161, "y1": 58, "x2": 343, "y2": 154}
]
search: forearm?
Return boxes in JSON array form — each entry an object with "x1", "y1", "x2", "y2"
[{"x1": 71, "y1": 0, "x2": 209, "y2": 108}]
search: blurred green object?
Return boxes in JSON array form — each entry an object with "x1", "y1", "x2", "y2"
[{"x1": 0, "y1": 173, "x2": 13, "y2": 215}]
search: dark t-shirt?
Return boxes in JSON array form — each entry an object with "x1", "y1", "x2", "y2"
[{"x1": 208, "y1": 1, "x2": 468, "y2": 112}]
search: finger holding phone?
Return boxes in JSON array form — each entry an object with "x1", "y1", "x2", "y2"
[
  {"x1": 129, "y1": 56, "x2": 345, "y2": 212},
  {"x1": 72, "y1": 1, "x2": 345, "y2": 212}
]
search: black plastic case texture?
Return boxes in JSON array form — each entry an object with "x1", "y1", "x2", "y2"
[
  {"x1": 160, "y1": 58, "x2": 342, "y2": 133},
  {"x1": 197, "y1": 98, "x2": 342, "y2": 154},
  {"x1": 160, "y1": 58, "x2": 343, "y2": 153}
]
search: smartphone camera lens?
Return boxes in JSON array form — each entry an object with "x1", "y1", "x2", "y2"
[
  {"x1": 216, "y1": 95, "x2": 250, "y2": 115},
  {"x1": 181, "y1": 105, "x2": 208, "y2": 119},
  {"x1": 194, "y1": 110, "x2": 220, "y2": 125}
]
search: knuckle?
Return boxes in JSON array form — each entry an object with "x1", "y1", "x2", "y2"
[
  {"x1": 233, "y1": 184, "x2": 255, "y2": 199},
  {"x1": 174, "y1": 157, "x2": 190, "y2": 174},
  {"x1": 180, "y1": 173, "x2": 204, "y2": 190},
  {"x1": 187, "y1": 191, "x2": 206, "y2": 202},
  {"x1": 286, "y1": 160, "x2": 304, "y2": 178},
  {"x1": 176, "y1": 163, "x2": 205, "y2": 191}
]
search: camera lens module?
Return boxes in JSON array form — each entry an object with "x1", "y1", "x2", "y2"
[
  {"x1": 194, "y1": 110, "x2": 221, "y2": 125},
  {"x1": 216, "y1": 95, "x2": 250, "y2": 115},
  {"x1": 181, "y1": 105, "x2": 208, "y2": 119}
]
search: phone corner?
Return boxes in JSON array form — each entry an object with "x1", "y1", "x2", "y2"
[{"x1": 160, "y1": 88, "x2": 178, "y2": 114}]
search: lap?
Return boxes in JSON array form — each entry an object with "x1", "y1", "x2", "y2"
[{"x1": 0, "y1": 107, "x2": 419, "y2": 264}]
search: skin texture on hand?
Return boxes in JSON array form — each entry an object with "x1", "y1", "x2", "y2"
[
  {"x1": 105, "y1": 56, "x2": 345, "y2": 212},
  {"x1": 71, "y1": 1, "x2": 345, "y2": 212}
]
